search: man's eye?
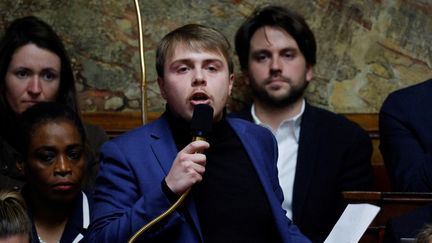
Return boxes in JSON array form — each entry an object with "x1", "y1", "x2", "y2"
[
  {"x1": 254, "y1": 53, "x2": 269, "y2": 62},
  {"x1": 206, "y1": 65, "x2": 218, "y2": 72},
  {"x1": 283, "y1": 52, "x2": 294, "y2": 59},
  {"x1": 176, "y1": 66, "x2": 190, "y2": 73}
]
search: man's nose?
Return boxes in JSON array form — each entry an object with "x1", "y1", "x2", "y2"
[
  {"x1": 270, "y1": 57, "x2": 282, "y2": 71},
  {"x1": 270, "y1": 57, "x2": 282, "y2": 76},
  {"x1": 192, "y1": 70, "x2": 206, "y2": 86}
]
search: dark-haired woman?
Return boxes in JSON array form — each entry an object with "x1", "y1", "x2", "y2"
[
  {"x1": 15, "y1": 102, "x2": 91, "y2": 243},
  {"x1": 0, "y1": 16, "x2": 108, "y2": 191}
]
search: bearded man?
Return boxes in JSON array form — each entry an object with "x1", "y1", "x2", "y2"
[{"x1": 230, "y1": 5, "x2": 375, "y2": 243}]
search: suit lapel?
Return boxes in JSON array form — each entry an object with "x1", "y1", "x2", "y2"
[
  {"x1": 292, "y1": 104, "x2": 321, "y2": 223},
  {"x1": 149, "y1": 117, "x2": 177, "y2": 174},
  {"x1": 149, "y1": 116, "x2": 203, "y2": 241},
  {"x1": 228, "y1": 120, "x2": 264, "y2": 179},
  {"x1": 228, "y1": 119, "x2": 278, "y2": 206},
  {"x1": 229, "y1": 119, "x2": 294, "y2": 241}
]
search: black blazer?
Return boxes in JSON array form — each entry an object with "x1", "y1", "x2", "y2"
[
  {"x1": 379, "y1": 79, "x2": 432, "y2": 192},
  {"x1": 230, "y1": 102, "x2": 375, "y2": 242}
]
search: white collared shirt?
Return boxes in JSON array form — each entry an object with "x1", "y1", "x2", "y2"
[{"x1": 251, "y1": 99, "x2": 305, "y2": 219}]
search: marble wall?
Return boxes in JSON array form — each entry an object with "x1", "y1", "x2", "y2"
[{"x1": 0, "y1": 0, "x2": 430, "y2": 114}]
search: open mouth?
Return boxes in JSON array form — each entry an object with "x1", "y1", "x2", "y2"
[
  {"x1": 192, "y1": 93, "x2": 207, "y2": 100},
  {"x1": 191, "y1": 92, "x2": 210, "y2": 104}
]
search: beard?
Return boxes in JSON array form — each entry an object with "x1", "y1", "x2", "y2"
[{"x1": 249, "y1": 75, "x2": 308, "y2": 108}]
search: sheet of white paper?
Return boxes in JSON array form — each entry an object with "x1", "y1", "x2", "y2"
[{"x1": 324, "y1": 203, "x2": 380, "y2": 243}]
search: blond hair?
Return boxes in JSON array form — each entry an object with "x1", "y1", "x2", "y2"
[
  {"x1": 417, "y1": 224, "x2": 432, "y2": 243},
  {"x1": 0, "y1": 190, "x2": 31, "y2": 238}
]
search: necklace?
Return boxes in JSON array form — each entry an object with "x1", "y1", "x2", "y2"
[
  {"x1": 38, "y1": 235, "x2": 46, "y2": 243},
  {"x1": 38, "y1": 235, "x2": 59, "y2": 243}
]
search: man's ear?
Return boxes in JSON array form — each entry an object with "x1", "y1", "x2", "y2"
[
  {"x1": 306, "y1": 65, "x2": 314, "y2": 82},
  {"x1": 157, "y1": 77, "x2": 167, "y2": 99},
  {"x1": 228, "y1": 73, "x2": 234, "y2": 96}
]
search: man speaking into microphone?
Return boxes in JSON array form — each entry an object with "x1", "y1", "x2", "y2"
[{"x1": 89, "y1": 24, "x2": 310, "y2": 243}]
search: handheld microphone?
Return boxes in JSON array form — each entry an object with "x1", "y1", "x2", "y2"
[{"x1": 190, "y1": 104, "x2": 213, "y2": 142}]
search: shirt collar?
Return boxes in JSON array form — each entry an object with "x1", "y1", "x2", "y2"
[
  {"x1": 250, "y1": 99, "x2": 305, "y2": 141},
  {"x1": 251, "y1": 99, "x2": 305, "y2": 126}
]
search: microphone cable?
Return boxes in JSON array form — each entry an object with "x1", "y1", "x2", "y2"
[{"x1": 128, "y1": 188, "x2": 193, "y2": 243}]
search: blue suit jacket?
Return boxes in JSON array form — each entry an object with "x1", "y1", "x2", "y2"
[
  {"x1": 230, "y1": 102, "x2": 374, "y2": 242},
  {"x1": 89, "y1": 114, "x2": 310, "y2": 242},
  {"x1": 380, "y1": 79, "x2": 432, "y2": 192}
]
